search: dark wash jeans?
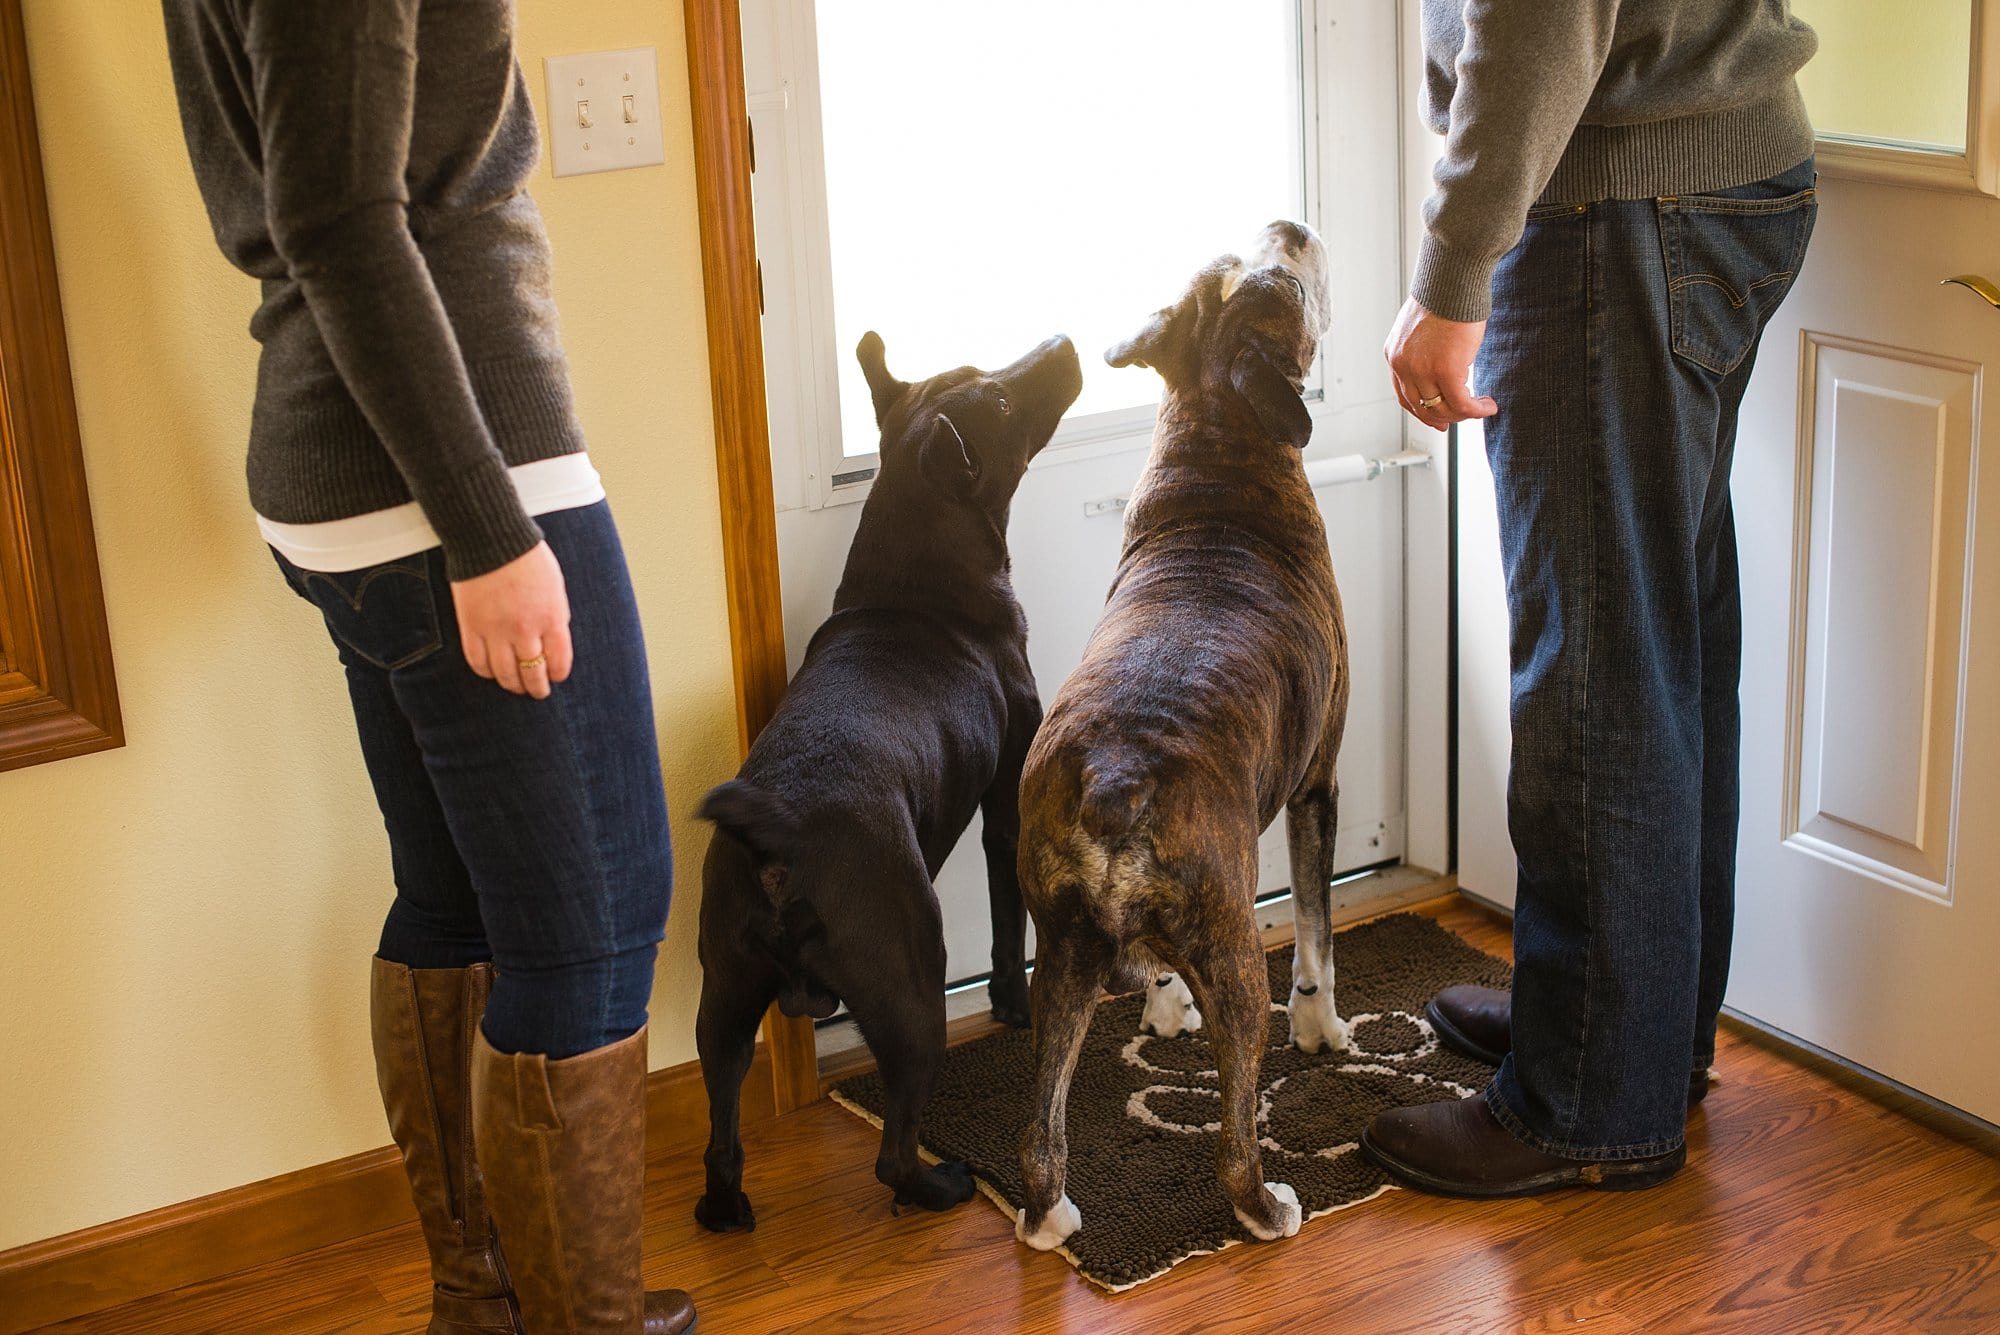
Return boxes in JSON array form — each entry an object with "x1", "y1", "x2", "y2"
[
  {"x1": 1476, "y1": 159, "x2": 1817, "y2": 1158},
  {"x1": 275, "y1": 501, "x2": 672, "y2": 1060}
]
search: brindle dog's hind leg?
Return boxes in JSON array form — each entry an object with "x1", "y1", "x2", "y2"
[
  {"x1": 1016, "y1": 907, "x2": 1113, "y2": 1250},
  {"x1": 1185, "y1": 887, "x2": 1302, "y2": 1242},
  {"x1": 1285, "y1": 732, "x2": 1350, "y2": 1054},
  {"x1": 693, "y1": 942, "x2": 782, "y2": 1232}
]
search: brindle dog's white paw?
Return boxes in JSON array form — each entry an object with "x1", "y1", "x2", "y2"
[
  {"x1": 1016, "y1": 1194, "x2": 1082, "y2": 1251},
  {"x1": 1235, "y1": 1181, "x2": 1302, "y2": 1241},
  {"x1": 1141, "y1": 972, "x2": 1203, "y2": 1038},
  {"x1": 1287, "y1": 986, "x2": 1350, "y2": 1054}
]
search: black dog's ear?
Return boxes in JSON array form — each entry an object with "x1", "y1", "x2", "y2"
[
  {"x1": 1105, "y1": 299, "x2": 1192, "y2": 380},
  {"x1": 918, "y1": 413, "x2": 981, "y2": 494},
  {"x1": 1230, "y1": 345, "x2": 1313, "y2": 449},
  {"x1": 856, "y1": 331, "x2": 907, "y2": 428}
]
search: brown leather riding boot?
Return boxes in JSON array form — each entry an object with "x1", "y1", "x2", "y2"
[
  {"x1": 471, "y1": 1026, "x2": 697, "y2": 1335},
  {"x1": 370, "y1": 958, "x2": 523, "y2": 1335}
]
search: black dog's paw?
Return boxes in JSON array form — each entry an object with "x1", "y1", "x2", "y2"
[
  {"x1": 892, "y1": 1159, "x2": 977, "y2": 1214},
  {"x1": 989, "y1": 974, "x2": 1031, "y2": 1028},
  {"x1": 694, "y1": 1189, "x2": 757, "y2": 1233},
  {"x1": 991, "y1": 998, "x2": 1031, "y2": 1028}
]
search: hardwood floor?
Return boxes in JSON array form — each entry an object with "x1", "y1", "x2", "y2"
[{"x1": 31, "y1": 897, "x2": 2000, "y2": 1333}]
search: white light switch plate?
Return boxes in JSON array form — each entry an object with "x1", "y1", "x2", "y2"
[{"x1": 544, "y1": 47, "x2": 665, "y2": 178}]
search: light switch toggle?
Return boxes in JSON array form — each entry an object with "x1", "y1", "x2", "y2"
[{"x1": 544, "y1": 47, "x2": 666, "y2": 177}]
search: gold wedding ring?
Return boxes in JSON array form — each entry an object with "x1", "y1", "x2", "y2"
[
  {"x1": 1417, "y1": 393, "x2": 1445, "y2": 409},
  {"x1": 517, "y1": 654, "x2": 548, "y2": 672}
]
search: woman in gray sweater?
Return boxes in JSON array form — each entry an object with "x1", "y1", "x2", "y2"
[
  {"x1": 1374, "y1": 0, "x2": 1819, "y2": 1195},
  {"x1": 163, "y1": 2, "x2": 694, "y2": 1329}
]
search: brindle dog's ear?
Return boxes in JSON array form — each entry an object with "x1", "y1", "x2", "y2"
[
  {"x1": 856, "y1": 331, "x2": 908, "y2": 428},
  {"x1": 1105, "y1": 299, "x2": 1193, "y2": 381},
  {"x1": 918, "y1": 412, "x2": 981, "y2": 495},
  {"x1": 1230, "y1": 343, "x2": 1314, "y2": 450}
]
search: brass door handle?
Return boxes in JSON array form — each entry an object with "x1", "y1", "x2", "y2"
[{"x1": 1941, "y1": 274, "x2": 2000, "y2": 307}]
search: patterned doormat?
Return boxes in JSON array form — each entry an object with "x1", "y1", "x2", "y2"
[{"x1": 831, "y1": 912, "x2": 1511, "y2": 1291}]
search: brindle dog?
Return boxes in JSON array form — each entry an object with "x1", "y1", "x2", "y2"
[
  {"x1": 1015, "y1": 222, "x2": 1348, "y2": 1250},
  {"x1": 695, "y1": 331, "x2": 1081, "y2": 1231}
]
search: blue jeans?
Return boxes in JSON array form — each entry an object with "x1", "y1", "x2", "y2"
[
  {"x1": 275, "y1": 501, "x2": 672, "y2": 1059},
  {"x1": 1476, "y1": 160, "x2": 1817, "y2": 1158}
]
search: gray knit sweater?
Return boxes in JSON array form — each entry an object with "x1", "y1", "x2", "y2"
[
  {"x1": 1417, "y1": 0, "x2": 1819, "y2": 323},
  {"x1": 163, "y1": 0, "x2": 583, "y2": 579}
]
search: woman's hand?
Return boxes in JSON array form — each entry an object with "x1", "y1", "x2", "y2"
[
  {"x1": 1385, "y1": 297, "x2": 1499, "y2": 431},
  {"x1": 450, "y1": 541, "x2": 573, "y2": 699}
]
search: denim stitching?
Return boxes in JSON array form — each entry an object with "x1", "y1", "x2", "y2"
[
  {"x1": 544, "y1": 632, "x2": 624, "y2": 1049},
  {"x1": 299, "y1": 558, "x2": 442, "y2": 671},
  {"x1": 1525, "y1": 201, "x2": 1588, "y2": 223},
  {"x1": 1566, "y1": 202, "x2": 1599, "y2": 1145},
  {"x1": 1660, "y1": 192, "x2": 1815, "y2": 375},
  {"x1": 1667, "y1": 270, "x2": 1796, "y2": 309},
  {"x1": 1658, "y1": 187, "x2": 1815, "y2": 216}
]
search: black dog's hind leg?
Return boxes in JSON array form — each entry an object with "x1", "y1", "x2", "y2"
[
  {"x1": 982, "y1": 810, "x2": 1031, "y2": 1028},
  {"x1": 693, "y1": 948, "x2": 780, "y2": 1233},
  {"x1": 983, "y1": 699, "x2": 1040, "y2": 1028},
  {"x1": 843, "y1": 957, "x2": 975, "y2": 1213}
]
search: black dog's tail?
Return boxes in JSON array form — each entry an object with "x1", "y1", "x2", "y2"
[
  {"x1": 1078, "y1": 754, "x2": 1155, "y2": 845},
  {"x1": 698, "y1": 779, "x2": 802, "y2": 869}
]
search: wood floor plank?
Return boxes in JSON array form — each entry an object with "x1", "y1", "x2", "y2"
[{"x1": 28, "y1": 894, "x2": 2000, "y2": 1334}]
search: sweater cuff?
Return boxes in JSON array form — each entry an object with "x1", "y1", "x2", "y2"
[
  {"x1": 424, "y1": 462, "x2": 545, "y2": 581},
  {"x1": 1411, "y1": 233, "x2": 1499, "y2": 324}
]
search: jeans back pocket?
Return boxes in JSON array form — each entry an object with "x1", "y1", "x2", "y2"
[
  {"x1": 275, "y1": 551, "x2": 444, "y2": 671},
  {"x1": 1659, "y1": 182, "x2": 1818, "y2": 375}
]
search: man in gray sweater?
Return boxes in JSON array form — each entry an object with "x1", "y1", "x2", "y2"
[{"x1": 1370, "y1": 2, "x2": 1819, "y2": 1194}]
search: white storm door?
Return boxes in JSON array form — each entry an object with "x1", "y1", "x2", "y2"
[
  {"x1": 1730, "y1": 0, "x2": 2000, "y2": 1122},
  {"x1": 740, "y1": 1, "x2": 1434, "y2": 988}
]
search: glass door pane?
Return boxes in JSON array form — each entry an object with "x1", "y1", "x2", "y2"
[
  {"x1": 814, "y1": 0, "x2": 1304, "y2": 456},
  {"x1": 1793, "y1": 0, "x2": 1972, "y2": 153}
]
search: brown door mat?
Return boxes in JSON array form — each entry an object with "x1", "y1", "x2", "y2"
[{"x1": 833, "y1": 912, "x2": 1511, "y2": 1290}]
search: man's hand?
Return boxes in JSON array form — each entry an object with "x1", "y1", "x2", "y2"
[
  {"x1": 1385, "y1": 297, "x2": 1498, "y2": 431},
  {"x1": 450, "y1": 541, "x2": 573, "y2": 700}
]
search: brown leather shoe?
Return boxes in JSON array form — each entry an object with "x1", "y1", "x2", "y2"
[
  {"x1": 1425, "y1": 984, "x2": 1511, "y2": 1065},
  {"x1": 1427, "y1": 985, "x2": 1713, "y2": 1106},
  {"x1": 472, "y1": 1025, "x2": 696, "y2": 1334},
  {"x1": 1361, "y1": 1094, "x2": 1684, "y2": 1198},
  {"x1": 370, "y1": 959, "x2": 522, "y2": 1335}
]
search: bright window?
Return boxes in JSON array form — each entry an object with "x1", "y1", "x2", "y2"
[
  {"x1": 814, "y1": 1, "x2": 1306, "y2": 458},
  {"x1": 1792, "y1": 0, "x2": 1972, "y2": 153}
]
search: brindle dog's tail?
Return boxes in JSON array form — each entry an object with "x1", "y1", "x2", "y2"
[
  {"x1": 1077, "y1": 754, "x2": 1155, "y2": 845},
  {"x1": 699, "y1": 779, "x2": 801, "y2": 869}
]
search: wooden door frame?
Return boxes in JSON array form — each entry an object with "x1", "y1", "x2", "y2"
[{"x1": 683, "y1": 0, "x2": 821, "y2": 1114}]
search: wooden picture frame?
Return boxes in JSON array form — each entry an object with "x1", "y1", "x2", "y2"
[
  {"x1": 683, "y1": 0, "x2": 821, "y2": 1113},
  {"x1": 0, "y1": 0, "x2": 122, "y2": 773}
]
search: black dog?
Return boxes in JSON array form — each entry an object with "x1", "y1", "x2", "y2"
[{"x1": 693, "y1": 331, "x2": 1082, "y2": 1230}]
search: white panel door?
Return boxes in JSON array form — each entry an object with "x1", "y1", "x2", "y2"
[{"x1": 1730, "y1": 3, "x2": 2000, "y2": 1121}]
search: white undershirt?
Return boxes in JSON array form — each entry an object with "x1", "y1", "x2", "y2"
[{"x1": 258, "y1": 453, "x2": 606, "y2": 573}]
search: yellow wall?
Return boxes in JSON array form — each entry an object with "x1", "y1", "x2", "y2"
[
  {"x1": 0, "y1": 0, "x2": 739, "y2": 1251},
  {"x1": 1793, "y1": 0, "x2": 1972, "y2": 149}
]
